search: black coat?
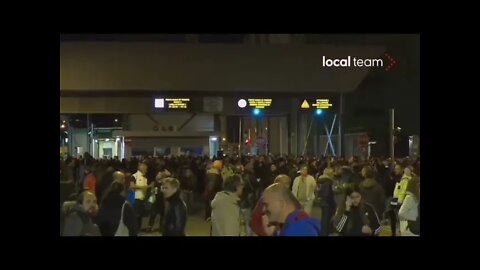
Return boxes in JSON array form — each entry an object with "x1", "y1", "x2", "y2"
[
  {"x1": 163, "y1": 191, "x2": 187, "y2": 236},
  {"x1": 204, "y1": 170, "x2": 223, "y2": 200},
  {"x1": 97, "y1": 194, "x2": 139, "y2": 236}
]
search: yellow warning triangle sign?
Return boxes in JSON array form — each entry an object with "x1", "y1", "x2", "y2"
[{"x1": 301, "y1": 100, "x2": 310, "y2": 109}]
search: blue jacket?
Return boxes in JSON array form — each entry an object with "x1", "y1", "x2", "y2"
[{"x1": 279, "y1": 210, "x2": 321, "y2": 236}]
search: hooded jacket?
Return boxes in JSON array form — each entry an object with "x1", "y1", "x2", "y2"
[
  {"x1": 211, "y1": 191, "x2": 246, "y2": 236},
  {"x1": 359, "y1": 178, "x2": 386, "y2": 216}
]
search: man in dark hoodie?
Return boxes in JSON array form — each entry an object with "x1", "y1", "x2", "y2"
[
  {"x1": 359, "y1": 165, "x2": 386, "y2": 217},
  {"x1": 317, "y1": 167, "x2": 337, "y2": 236}
]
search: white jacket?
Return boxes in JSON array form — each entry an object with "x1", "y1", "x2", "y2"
[
  {"x1": 292, "y1": 175, "x2": 317, "y2": 202},
  {"x1": 398, "y1": 192, "x2": 419, "y2": 236}
]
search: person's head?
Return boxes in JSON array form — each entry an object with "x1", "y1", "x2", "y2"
[
  {"x1": 270, "y1": 164, "x2": 277, "y2": 172},
  {"x1": 404, "y1": 166, "x2": 413, "y2": 177},
  {"x1": 223, "y1": 174, "x2": 245, "y2": 196},
  {"x1": 262, "y1": 183, "x2": 301, "y2": 223},
  {"x1": 274, "y1": 174, "x2": 292, "y2": 189},
  {"x1": 323, "y1": 167, "x2": 334, "y2": 178},
  {"x1": 333, "y1": 165, "x2": 342, "y2": 177},
  {"x1": 161, "y1": 178, "x2": 180, "y2": 198},
  {"x1": 344, "y1": 184, "x2": 362, "y2": 207},
  {"x1": 300, "y1": 165, "x2": 309, "y2": 177},
  {"x1": 112, "y1": 171, "x2": 125, "y2": 185},
  {"x1": 184, "y1": 168, "x2": 192, "y2": 177},
  {"x1": 213, "y1": 160, "x2": 223, "y2": 171},
  {"x1": 235, "y1": 164, "x2": 245, "y2": 175},
  {"x1": 138, "y1": 162, "x2": 148, "y2": 175},
  {"x1": 406, "y1": 177, "x2": 420, "y2": 200},
  {"x1": 76, "y1": 191, "x2": 98, "y2": 215},
  {"x1": 361, "y1": 165, "x2": 375, "y2": 179},
  {"x1": 156, "y1": 170, "x2": 171, "y2": 181},
  {"x1": 102, "y1": 181, "x2": 126, "y2": 203},
  {"x1": 395, "y1": 164, "x2": 404, "y2": 176}
]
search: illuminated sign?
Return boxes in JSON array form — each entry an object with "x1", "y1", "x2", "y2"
[
  {"x1": 237, "y1": 99, "x2": 247, "y2": 108},
  {"x1": 301, "y1": 100, "x2": 310, "y2": 109},
  {"x1": 300, "y1": 98, "x2": 333, "y2": 110},
  {"x1": 247, "y1": 99, "x2": 272, "y2": 109},
  {"x1": 312, "y1": 99, "x2": 333, "y2": 109},
  {"x1": 154, "y1": 98, "x2": 190, "y2": 109}
]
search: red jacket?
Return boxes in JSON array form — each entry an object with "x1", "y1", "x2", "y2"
[
  {"x1": 84, "y1": 173, "x2": 97, "y2": 195},
  {"x1": 250, "y1": 197, "x2": 268, "y2": 236}
]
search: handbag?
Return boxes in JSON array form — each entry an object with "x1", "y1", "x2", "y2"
[{"x1": 114, "y1": 202, "x2": 130, "y2": 236}]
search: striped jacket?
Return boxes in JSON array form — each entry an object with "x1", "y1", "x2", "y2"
[{"x1": 332, "y1": 203, "x2": 382, "y2": 236}]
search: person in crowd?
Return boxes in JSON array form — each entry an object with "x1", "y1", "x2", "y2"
[
  {"x1": 161, "y1": 178, "x2": 187, "y2": 236},
  {"x1": 385, "y1": 163, "x2": 405, "y2": 236},
  {"x1": 97, "y1": 181, "x2": 139, "y2": 236},
  {"x1": 203, "y1": 160, "x2": 223, "y2": 221},
  {"x1": 317, "y1": 167, "x2": 337, "y2": 236},
  {"x1": 62, "y1": 191, "x2": 101, "y2": 236},
  {"x1": 250, "y1": 174, "x2": 292, "y2": 236},
  {"x1": 211, "y1": 174, "x2": 246, "y2": 236},
  {"x1": 262, "y1": 183, "x2": 321, "y2": 236},
  {"x1": 236, "y1": 164, "x2": 255, "y2": 235},
  {"x1": 179, "y1": 166, "x2": 197, "y2": 215},
  {"x1": 359, "y1": 165, "x2": 386, "y2": 217},
  {"x1": 147, "y1": 170, "x2": 170, "y2": 233},
  {"x1": 83, "y1": 165, "x2": 97, "y2": 196},
  {"x1": 332, "y1": 184, "x2": 381, "y2": 236},
  {"x1": 398, "y1": 177, "x2": 420, "y2": 236},
  {"x1": 129, "y1": 162, "x2": 149, "y2": 231},
  {"x1": 292, "y1": 165, "x2": 317, "y2": 215}
]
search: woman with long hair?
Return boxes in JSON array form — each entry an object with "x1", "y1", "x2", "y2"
[{"x1": 332, "y1": 184, "x2": 382, "y2": 236}]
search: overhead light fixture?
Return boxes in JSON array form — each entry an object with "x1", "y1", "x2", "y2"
[
  {"x1": 60, "y1": 124, "x2": 65, "y2": 129},
  {"x1": 114, "y1": 119, "x2": 118, "y2": 122}
]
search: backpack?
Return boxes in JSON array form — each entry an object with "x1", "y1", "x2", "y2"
[{"x1": 407, "y1": 202, "x2": 420, "y2": 235}]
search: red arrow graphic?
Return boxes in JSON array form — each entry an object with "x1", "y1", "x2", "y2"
[{"x1": 384, "y1": 53, "x2": 397, "y2": 72}]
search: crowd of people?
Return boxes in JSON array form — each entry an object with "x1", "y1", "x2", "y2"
[{"x1": 60, "y1": 153, "x2": 420, "y2": 237}]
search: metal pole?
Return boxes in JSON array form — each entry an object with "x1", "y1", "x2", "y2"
[
  {"x1": 266, "y1": 117, "x2": 269, "y2": 155},
  {"x1": 303, "y1": 116, "x2": 314, "y2": 156},
  {"x1": 338, "y1": 93, "x2": 343, "y2": 157},
  {"x1": 91, "y1": 123, "x2": 95, "y2": 158},
  {"x1": 279, "y1": 120, "x2": 283, "y2": 156},
  {"x1": 238, "y1": 116, "x2": 242, "y2": 156},
  {"x1": 389, "y1": 109, "x2": 395, "y2": 161},
  {"x1": 86, "y1": 114, "x2": 90, "y2": 155}
]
